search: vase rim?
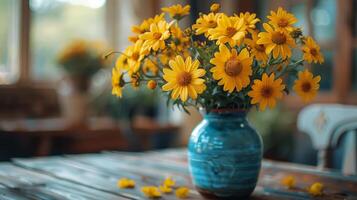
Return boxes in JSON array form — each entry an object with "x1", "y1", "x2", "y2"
[{"x1": 208, "y1": 108, "x2": 248, "y2": 114}]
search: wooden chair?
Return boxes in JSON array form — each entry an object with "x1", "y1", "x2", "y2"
[{"x1": 297, "y1": 104, "x2": 357, "y2": 175}]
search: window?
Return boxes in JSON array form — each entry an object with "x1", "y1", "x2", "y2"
[
  {"x1": 30, "y1": 0, "x2": 107, "y2": 80},
  {"x1": 0, "y1": 0, "x2": 20, "y2": 84}
]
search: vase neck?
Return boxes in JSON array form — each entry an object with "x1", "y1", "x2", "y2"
[{"x1": 204, "y1": 110, "x2": 247, "y2": 119}]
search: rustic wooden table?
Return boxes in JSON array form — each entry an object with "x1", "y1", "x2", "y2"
[{"x1": 0, "y1": 149, "x2": 356, "y2": 199}]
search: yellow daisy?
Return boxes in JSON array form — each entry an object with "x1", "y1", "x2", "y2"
[
  {"x1": 131, "y1": 13, "x2": 165, "y2": 34},
  {"x1": 257, "y1": 23, "x2": 295, "y2": 59},
  {"x1": 293, "y1": 70, "x2": 321, "y2": 102},
  {"x1": 210, "y1": 44, "x2": 252, "y2": 92},
  {"x1": 162, "y1": 55, "x2": 206, "y2": 102},
  {"x1": 192, "y1": 13, "x2": 220, "y2": 37},
  {"x1": 267, "y1": 7, "x2": 297, "y2": 32},
  {"x1": 162, "y1": 4, "x2": 190, "y2": 20},
  {"x1": 248, "y1": 73, "x2": 285, "y2": 111},
  {"x1": 208, "y1": 14, "x2": 246, "y2": 47},
  {"x1": 140, "y1": 20, "x2": 171, "y2": 52},
  {"x1": 112, "y1": 68, "x2": 124, "y2": 98},
  {"x1": 115, "y1": 53, "x2": 129, "y2": 71},
  {"x1": 245, "y1": 31, "x2": 268, "y2": 64},
  {"x1": 302, "y1": 37, "x2": 324, "y2": 64},
  {"x1": 126, "y1": 40, "x2": 147, "y2": 73},
  {"x1": 238, "y1": 12, "x2": 260, "y2": 33}
]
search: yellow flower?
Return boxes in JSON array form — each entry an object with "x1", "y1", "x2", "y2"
[
  {"x1": 140, "y1": 20, "x2": 171, "y2": 52},
  {"x1": 192, "y1": 13, "x2": 220, "y2": 37},
  {"x1": 143, "y1": 59, "x2": 159, "y2": 75},
  {"x1": 208, "y1": 14, "x2": 246, "y2": 47},
  {"x1": 163, "y1": 177, "x2": 175, "y2": 187},
  {"x1": 159, "y1": 49, "x2": 176, "y2": 65},
  {"x1": 162, "y1": 55, "x2": 206, "y2": 102},
  {"x1": 281, "y1": 176, "x2": 295, "y2": 189},
  {"x1": 126, "y1": 40, "x2": 147, "y2": 73},
  {"x1": 162, "y1": 4, "x2": 190, "y2": 20},
  {"x1": 175, "y1": 187, "x2": 189, "y2": 199},
  {"x1": 308, "y1": 182, "x2": 324, "y2": 196},
  {"x1": 117, "y1": 178, "x2": 135, "y2": 188},
  {"x1": 293, "y1": 70, "x2": 321, "y2": 102},
  {"x1": 302, "y1": 37, "x2": 324, "y2": 64},
  {"x1": 210, "y1": 44, "x2": 252, "y2": 93},
  {"x1": 159, "y1": 185, "x2": 172, "y2": 193},
  {"x1": 245, "y1": 31, "x2": 268, "y2": 64},
  {"x1": 132, "y1": 13, "x2": 165, "y2": 34},
  {"x1": 58, "y1": 40, "x2": 87, "y2": 63},
  {"x1": 141, "y1": 186, "x2": 161, "y2": 198},
  {"x1": 248, "y1": 73, "x2": 285, "y2": 111},
  {"x1": 115, "y1": 53, "x2": 129, "y2": 71},
  {"x1": 267, "y1": 7, "x2": 297, "y2": 32},
  {"x1": 128, "y1": 35, "x2": 139, "y2": 43},
  {"x1": 257, "y1": 23, "x2": 295, "y2": 59},
  {"x1": 210, "y1": 3, "x2": 220, "y2": 13},
  {"x1": 112, "y1": 68, "x2": 123, "y2": 98},
  {"x1": 147, "y1": 80, "x2": 157, "y2": 90},
  {"x1": 238, "y1": 12, "x2": 260, "y2": 33}
]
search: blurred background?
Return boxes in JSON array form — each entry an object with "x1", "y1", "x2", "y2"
[{"x1": 0, "y1": 0, "x2": 356, "y2": 171}]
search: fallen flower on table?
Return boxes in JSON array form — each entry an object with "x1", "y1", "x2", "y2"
[
  {"x1": 308, "y1": 182, "x2": 324, "y2": 196},
  {"x1": 117, "y1": 178, "x2": 135, "y2": 188},
  {"x1": 163, "y1": 176, "x2": 175, "y2": 187},
  {"x1": 175, "y1": 187, "x2": 189, "y2": 199},
  {"x1": 281, "y1": 175, "x2": 296, "y2": 189},
  {"x1": 141, "y1": 186, "x2": 162, "y2": 198},
  {"x1": 159, "y1": 184, "x2": 172, "y2": 193}
]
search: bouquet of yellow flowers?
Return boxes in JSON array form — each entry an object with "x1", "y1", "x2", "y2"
[
  {"x1": 112, "y1": 3, "x2": 324, "y2": 112},
  {"x1": 58, "y1": 39, "x2": 108, "y2": 78}
]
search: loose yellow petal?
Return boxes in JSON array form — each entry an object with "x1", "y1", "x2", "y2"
[
  {"x1": 175, "y1": 187, "x2": 189, "y2": 199},
  {"x1": 141, "y1": 186, "x2": 162, "y2": 198},
  {"x1": 308, "y1": 182, "x2": 324, "y2": 196},
  {"x1": 280, "y1": 176, "x2": 295, "y2": 189},
  {"x1": 117, "y1": 178, "x2": 135, "y2": 189}
]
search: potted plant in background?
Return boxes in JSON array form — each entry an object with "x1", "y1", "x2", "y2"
[
  {"x1": 57, "y1": 39, "x2": 109, "y2": 126},
  {"x1": 110, "y1": 3, "x2": 324, "y2": 199}
]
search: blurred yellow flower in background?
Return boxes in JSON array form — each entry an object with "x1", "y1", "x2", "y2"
[
  {"x1": 267, "y1": 7, "x2": 297, "y2": 32},
  {"x1": 302, "y1": 36, "x2": 324, "y2": 64},
  {"x1": 258, "y1": 23, "x2": 295, "y2": 59},
  {"x1": 210, "y1": 45, "x2": 252, "y2": 92},
  {"x1": 280, "y1": 175, "x2": 296, "y2": 189},
  {"x1": 293, "y1": 70, "x2": 321, "y2": 103},
  {"x1": 162, "y1": 56, "x2": 206, "y2": 102},
  {"x1": 210, "y1": 3, "x2": 220, "y2": 13},
  {"x1": 248, "y1": 73, "x2": 285, "y2": 111},
  {"x1": 162, "y1": 4, "x2": 190, "y2": 20},
  {"x1": 209, "y1": 14, "x2": 246, "y2": 47},
  {"x1": 308, "y1": 182, "x2": 324, "y2": 196}
]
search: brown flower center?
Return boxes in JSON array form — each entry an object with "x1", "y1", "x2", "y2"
[
  {"x1": 301, "y1": 82, "x2": 312, "y2": 92},
  {"x1": 278, "y1": 18, "x2": 289, "y2": 27},
  {"x1": 226, "y1": 27, "x2": 237, "y2": 38},
  {"x1": 272, "y1": 32, "x2": 287, "y2": 45},
  {"x1": 131, "y1": 52, "x2": 140, "y2": 61},
  {"x1": 225, "y1": 57, "x2": 242, "y2": 77},
  {"x1": 153, "y1": 32, "x2": 162, "y2": 40},
  {"x1": 207, "y1": 20, "x2": 217, "y2": 28},
  {"x1": 261, "y1": 86, "x2": 273, "y2": 98},
  {"x1": 310, "y1": 48, "x2": 317, "y2": 56},
  {"x1": 177, "y1": 72, "x2": 192, "y2": 86},
  {"x1": 255, "y1": 44, "x2": 265, "y2": 52}
]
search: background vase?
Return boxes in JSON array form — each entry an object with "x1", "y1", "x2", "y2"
[
  {"x1": 188, "y1": 110, "x2": 263, "y2": 199},
  {"x1": 58, "y1": 75, "x2": 90, "y2": 127}
]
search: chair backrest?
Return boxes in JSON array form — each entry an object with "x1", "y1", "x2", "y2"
[{"x1": 297, "y1": 104, "x2": 357, "y2": 174}]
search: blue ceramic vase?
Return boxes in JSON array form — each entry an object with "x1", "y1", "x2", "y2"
[{"x1": 188, "y1": 110, "x2": 262, "y2": 199}]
